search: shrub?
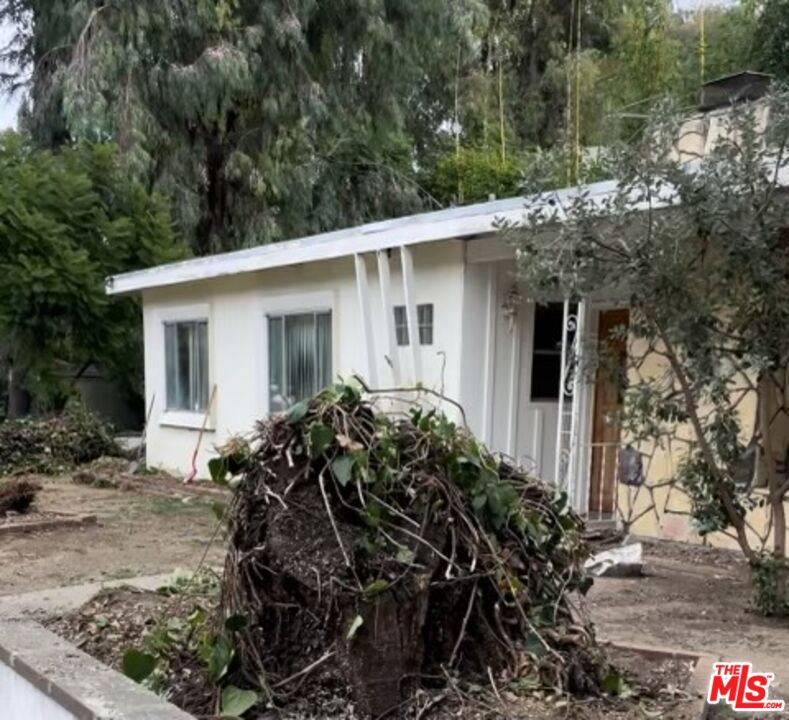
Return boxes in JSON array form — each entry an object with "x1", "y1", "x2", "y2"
[{"x1": 0, "y1": 403, "x2": 120, "y2": 475}]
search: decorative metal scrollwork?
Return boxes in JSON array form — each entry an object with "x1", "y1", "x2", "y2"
[{"x1": 562, "y1": 314, "x2": 579, "y2": 398}]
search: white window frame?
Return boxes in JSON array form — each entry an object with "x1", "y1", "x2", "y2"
[
  {"x1": 259, "y1": 291, "x2": 335, "y2": 415},
  {"x1": 394, "y1": 305, "x2": 409, "y2": 346},
  {"x1": 153, "y1": 303, "x2": 213, "y2": 430},
  {"x1": 393, "y1": 303, "x2": 434, "y2": 347},
  {"x1": 417, "y1": 303, "x2": 434, "y2": 346}
]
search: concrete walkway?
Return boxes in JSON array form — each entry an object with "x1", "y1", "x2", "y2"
[{"x1": 0, "y1": 572, "x2": 178, "y2": 619}]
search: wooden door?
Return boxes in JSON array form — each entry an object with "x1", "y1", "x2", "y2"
[{"x1": 588, "y1": 309, "x2": 629, "y2": 514}]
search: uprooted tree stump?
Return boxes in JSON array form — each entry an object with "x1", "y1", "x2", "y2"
[
  {"x1": 218, "y1": 383, "x2": 603, "y2": 717},
  {"x1": 0, "y1": 479, "x2": 41, "y2": 515}
]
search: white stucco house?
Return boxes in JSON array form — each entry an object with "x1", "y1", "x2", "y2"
[{"x1": 106, "y1": 179, "x2": 627, "y2": 521}]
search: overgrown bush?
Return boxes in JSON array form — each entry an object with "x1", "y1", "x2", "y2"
[
  {"x1": 752, "y1": 555, "x2": 789, "y2": 617},
  {"x1": 0, "y1": 402, "x2": 120, "y2": 475}
]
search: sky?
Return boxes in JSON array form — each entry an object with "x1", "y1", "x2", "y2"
[
  {"x1": 0, "y1": 21, "x2": 20, "y2": 130},
  {"x1": 0, "y1": 0, "x2": 741, "y2": 131}
]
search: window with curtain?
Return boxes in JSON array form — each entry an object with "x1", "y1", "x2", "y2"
[
  {"x1": 393, "y1": 303, "x2": 434, "y2": 346},
  {"x1": 268, "y1": 311, "x2": 332, "y2": 412},
  {"x1": 164, "y1": 320, "x2": 208, "y2": 411}
]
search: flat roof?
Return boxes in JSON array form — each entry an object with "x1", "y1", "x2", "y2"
[{"x1": 105, "y1": 178, "x2": 619, "y2": 295}]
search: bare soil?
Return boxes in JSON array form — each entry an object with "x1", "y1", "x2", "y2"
[
  {"x1": 587, "y1": 538, "x2": 789, "y2": 710},
  {"x1": 0, "y1": 474, "x2": 225, "y2": 596},
  {"x1": 6, "y1": 473, "x2": 789, "y2": 717},
  {"x1": 45, "y1": 586, "x2": 208, "y2": 668},
  {"x1": 46, "y1": 585, "x2": 700, "y2": 720},
  {"x1": 0, "y1": 508, "x2": 87, "y2": 528}
]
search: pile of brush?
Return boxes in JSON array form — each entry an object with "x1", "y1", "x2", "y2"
[
  {"x1": 0, "y1": 478, "x2": 41, "y2": 515},
  {"x1": 217, "y1": 382, "x2": 602, "y2": 717},
  {"x1": 0, "y1": 402, "x2": 119, "y2": 475}
]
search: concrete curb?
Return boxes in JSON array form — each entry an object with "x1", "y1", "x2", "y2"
[
  {"x1": 0, "y1": 619, "x2": 194, "y2": 719},
  {"x1": 604, "y1": 639, "x2": 717, "y2": 720},
  {"x1": 0, "y1": 512, "x2": 97, "y2": 538}
]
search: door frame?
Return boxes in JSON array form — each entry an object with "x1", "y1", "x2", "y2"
[
  {"x1": 570, "y1": 303, "x2": 630, "y2": 517},
  {"x1": 588, "y1": 308, "x2": 630, "y2": 515}
]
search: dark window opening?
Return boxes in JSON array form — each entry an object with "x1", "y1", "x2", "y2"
[{"x1": 530, "y1": 302, "x2": 576, "y2": 401}]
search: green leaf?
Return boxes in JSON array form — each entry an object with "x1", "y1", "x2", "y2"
[
  {"x1": 395, "y1": 547, "x2": 415, "y2": 564},
  {"x1": 93, "y1": 614, "x2": 109, "y2": 628},
  {"x1": 512, "y1": 672, "x2": 542, "y2": 694},
  {"x1": 309, "y1": 423, "x2": 334, "y2": 457},
  {"x1": 601, "y1": 669, "x2": 631, "y2": 697},
  {"x1": 225, "y1": 614, "x2": 247, "y2": 632},
  {"x1": 166, "y1": 617, "x2": 186, "y2": 633},
  {"x1": 188, "y1": 607, "x2": 207, "y2": 627},
  {"x1": 331, "y1": 455, "x2": 354, "y2": 487},
  {"x1": 346, "y1": 614, "x2": 364, "y2": 640},
  {"x1": 121, "y1": 649, "x2": 157, "y2": 683},
  {"x1": 220, "y1": 685, "x2": 259, "y2": 718},
  {"x1": 577, "y1": 575, "x2": 594, "y2": 595},
  {"x1": 208, "y1": 635, "x2": 234, "y2": 682},
  {"x1": 363, "y1": 578, "x2": 390, "y2": 597},
  {"x1": 471, "y1": 494, "x2": 487, "y2": 511},
  {"x1": 208, "y1": 457, "x2": 229, "y2": 487},
  {"x1": 524, "y1": 632, "x2": 545, "y2": 660},
  {"x1": 211, "y1": 502, "x2": 227, "y2": 523},
  {"x1": 286, "y1": 400, "x2": 309, "y2": 424}
]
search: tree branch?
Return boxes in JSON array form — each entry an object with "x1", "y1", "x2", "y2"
[{"x1": 654, "y1": 319, "x2": 757, "y2": 563}]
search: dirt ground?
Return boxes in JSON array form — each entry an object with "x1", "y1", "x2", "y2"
[
  {"x1": 3, "y1": 474, "x2": 789, "y2": 716},
  {"x1": 46, "y1": 586, "x2": 701, "y2": 720},
  {"x1": 587, "y1": 538, "x2": 789, "y2": 706},
  {"x1": 0, "y1": 474, "x2": 225, "y2": 596}
]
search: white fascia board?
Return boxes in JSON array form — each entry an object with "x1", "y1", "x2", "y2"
[
  {"x1": 105, "y1": 179, "x2": 619, "y2": 296},
  {"x1": 106, "y1": 206, "x2": 529, "y2": 296}
]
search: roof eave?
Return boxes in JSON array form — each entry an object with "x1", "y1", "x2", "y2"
[
  {"x1": 105, "y1": 178, "x2": 623, "y2": 296},
  {"x1": 105, "y1": 206, "x2": 526, "y2": 296}
]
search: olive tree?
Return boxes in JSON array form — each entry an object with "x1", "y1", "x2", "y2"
[{"x1": 509, "y1": 93, "x2": 789, "y2": 615}]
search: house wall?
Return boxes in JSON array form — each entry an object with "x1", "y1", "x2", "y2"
[
  {"x1": 141, "y1": 241, "x2": 467, "y2": 477},
  {"x1": 459, "y1": 258, "x2": 559, "y2": 481},
  {"x1": 616, "y1": 336, "x2": 789, "y2": 553},
  {"x1": 619, "y1": 445, "x2": 789, "y2": 553},
  {"x1": 0, "y1": 660, "x2": 76, "y2": 720}
]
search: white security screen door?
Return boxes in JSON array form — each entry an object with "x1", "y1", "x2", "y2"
[{"x1": 554, "y1": 299, "x2": 587, "y2": 510}]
